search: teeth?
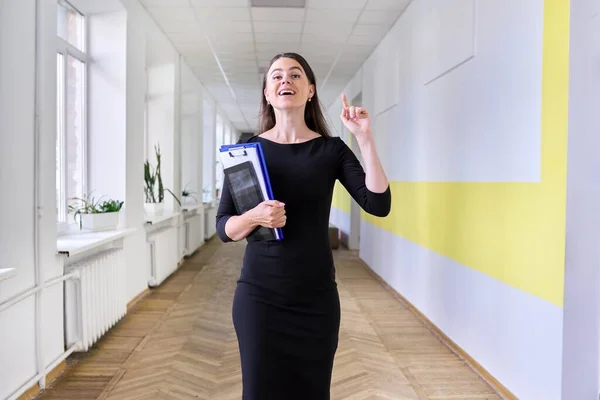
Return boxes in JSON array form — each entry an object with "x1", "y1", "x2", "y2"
[{"x1": 279, "y1": 90, "x2": 295, "y2": 95}]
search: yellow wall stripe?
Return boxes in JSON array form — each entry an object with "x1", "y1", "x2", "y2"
[{"x1": 340, "y1": 0, "x2": 569, "y2": 307}]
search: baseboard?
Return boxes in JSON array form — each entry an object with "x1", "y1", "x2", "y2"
[
  {"x1": 360, "y1": 261, "x2": 517, "y2": 400},
  {"x1": 17, "y1": 360, "x2": 67, "y2": 400},
  {"x1": 127, "y1": 288, "x2": 151, "y2": 311}
]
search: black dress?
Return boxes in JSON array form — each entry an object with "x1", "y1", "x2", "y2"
[{"x1": 216, "y1": 135, "x2": 391, "y2": 400}]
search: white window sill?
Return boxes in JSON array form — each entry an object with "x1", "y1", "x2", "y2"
[
  {"x1": 182, "y1": 204, "x2": 203, "y2": 212},
  {"x1": 57, "y1": 228, "x2": 137, "y2": 258},
  {"x1": 202, "y1": 202, "x2": 216, "y2": 210},
  {"x1": 0, "y1": 268, "x2": 16, "y2": 282},
  {"x1": 145, "y1": 211, "x2": 181, "y2": 225},
  {"x1": 57, "y1": 221, "x2": 77, "y2": 236}
]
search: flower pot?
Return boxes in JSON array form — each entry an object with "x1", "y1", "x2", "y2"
[
  {"x1": 183, "y1": 197, "x2": 197, "y2": 207},
  {"x1": 80, "y1": 212, "x2": 120, "y2": 232},
  {"x1": 144, "y1": 202, "x2": 164, "y2": 215}
]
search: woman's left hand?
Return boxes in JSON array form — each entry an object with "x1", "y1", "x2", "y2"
[{"x1": 340, "y1": 93, "x2": 372, "y2": 142}]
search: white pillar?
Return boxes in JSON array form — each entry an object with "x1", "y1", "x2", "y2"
[{"x1": 561, "y1": 0, "x2": 600, "y2": 398}]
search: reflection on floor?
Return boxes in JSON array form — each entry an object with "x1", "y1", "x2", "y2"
[{"x1": 36, "y1": 238, "x2": 500, "y2": 400}]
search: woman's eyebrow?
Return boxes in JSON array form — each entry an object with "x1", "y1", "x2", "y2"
[{"x1": 270, "y1": 67, "x2": 302, "y2": 75}]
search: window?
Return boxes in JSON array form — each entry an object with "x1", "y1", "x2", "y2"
[
  {"x1": 202, "y1": 99, "x2": 215, "y2": 204},
  {"x1": 56, "y1": 1, "x2": 87, "y2": 224},
  {"x1": 225, "y1": 124, "x2": 231, "y2": 145},
  {"x1": 56, "y1": 53, "x2": 65, "y2": 222},
  {"x1": 57, "y1": 0, "x2": 85, "y2": 51},
  {"x1": 215, "y1": 115, "x2": 224, "y2": 196}
]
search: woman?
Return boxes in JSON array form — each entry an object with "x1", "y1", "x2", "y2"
[{"x1": 216, "y1": 52, "x2": 391, "y2": 400}]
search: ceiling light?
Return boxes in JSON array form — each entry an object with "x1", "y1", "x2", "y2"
[{"x1": 250, "y1": 0, "x2": 306, "y2": 7}]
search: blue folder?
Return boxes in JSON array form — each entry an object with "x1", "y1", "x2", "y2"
[{"x1": 219, "y1": 142, "x2": 283, "y2": 241}]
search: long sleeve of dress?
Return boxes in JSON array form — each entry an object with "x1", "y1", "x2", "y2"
[
  {"x1": 215, "y1": 173, "x2": 236, "y2": 242},
  {"x1": 336, "y1": 137, "x2": 391, "y2": 217}
]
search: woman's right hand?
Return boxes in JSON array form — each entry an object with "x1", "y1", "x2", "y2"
[{"x1": 246, "y1": 200, "x2": 286, "y2": 228}]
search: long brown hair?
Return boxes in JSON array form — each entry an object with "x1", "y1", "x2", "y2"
[{"x1": 258, "y1": 52, "x2": 332, "y2": 137}]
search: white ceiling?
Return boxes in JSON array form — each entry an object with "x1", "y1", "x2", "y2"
[{"x1": 140, "y1": 0, "x2": 411, "y2": 132}]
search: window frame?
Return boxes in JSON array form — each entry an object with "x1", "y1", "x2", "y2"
[
  {"x1": 214, "y1": 115, "x2": 224, "y2": 197},
  {"x1": 56, "y1": 0, "x2": 88, "y2": 231}
]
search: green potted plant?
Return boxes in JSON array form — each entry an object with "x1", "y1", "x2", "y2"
[
  {"x1": 144, "y1": 143, "x2": 180, "y2": 215},
  {"x1": 68, "y1": 193, "x2": 123, "y2": 231}
]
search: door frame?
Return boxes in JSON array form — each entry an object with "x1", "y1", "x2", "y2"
[{"x1": 348, "y1": 92, "x2": 363, "y2": 251}]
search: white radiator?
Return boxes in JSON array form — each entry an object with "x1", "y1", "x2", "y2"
[
  {"x1": 184, "y1": 214, "x2": 205, "y2": 256},
  {"x1": 178, "y1": 223, "x2": 186, "y2": 259},
  {"x1": 204, "y1": 206, "x2": 217, "y2": 239},
  {"x1": 64, "y1": 249, "x2": 127, "y2": 352},
  {"x1": 147, "y1": 227, "x2": 179, "y2": 287}
]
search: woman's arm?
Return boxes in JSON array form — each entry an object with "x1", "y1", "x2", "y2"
[
  {"x1": 336, "y1": 138, "x2": 391, "y2": 217},
  {"x1": 216, "y1": 176, "x2": 286, "y2": 242},
  {"x1": 356, "y1": 134, "x2": 389, "y2": 194},
  {"x1": 222, "y1": 201, "x2": 286, "y2": 242},
  {"x1": 215, "y1": 176, "x2": 240, "y2": 242},
  {"x1": 337, "y1": 93, "x2": 391, "y2": 217},
  {"x1": 221, "y1": 214, "x2": 258, "y2": 242}
]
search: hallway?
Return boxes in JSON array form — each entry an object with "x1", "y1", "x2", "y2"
[{"x1": 37, "y1": 239, "x2": 499, "y2": 400}]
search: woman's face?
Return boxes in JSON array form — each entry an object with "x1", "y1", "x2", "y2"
[{"x1": 264, "y1": 57, "x2": 314, "y2": 111}]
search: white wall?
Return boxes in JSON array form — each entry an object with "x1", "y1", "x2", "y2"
[
  {"x1": 203, "y1": 97, "x2": 216, "y2": 203},
  {"x1": 0, "y1": 0, "x2": 237, "y2": 398},
  {"x1": 0, "y1": 1, "x2": 64, "y2": 399},
  {"x1": 122, "y1": 0, "x2": 151, "y2": 304},
  {"x1": 363, "y1": 0, "x2": 542, "y2": 184},
  {"x1": 146, "y1": 63, "x2": 176, "y2": 205},
  {"x1": 561, "y1": 0, "x2": 600, "y2": 397},
  {"x1": 37, "y1": 0, "x2": 66, "y2": 382},
  {"x1": 180, "y1": 62, "x2": 204, "y2": 202},
  {"x1": 0, "y1": 0, "x2": 37, "y2": 306},
  {"x1": 328, "y1": 0, "x2": 564, "y2": 399},
  {"x1": 327, "y1": 69, "x2": 356, "y2": 242},
  {"x1": 88, "y1": 10, "x2": 127, "y2": 202}
]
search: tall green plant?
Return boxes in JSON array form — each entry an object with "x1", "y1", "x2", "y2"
[
  {"x1": 144, "y1": 162, "x2": 157, "y2": 203},
  {"x1": 144, "y1": 143, "x2": 181, "y2": 206}
]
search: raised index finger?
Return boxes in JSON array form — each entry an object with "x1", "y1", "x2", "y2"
[{"x1": 341, "y1": 93, "x2": 349, "y2": 108}]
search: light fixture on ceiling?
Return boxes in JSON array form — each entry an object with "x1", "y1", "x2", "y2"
[{"x1": 250, "y1": 0, "x2": 306, "y2": 7}]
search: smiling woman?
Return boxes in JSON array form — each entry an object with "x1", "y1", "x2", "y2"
[
  {"x1": 258, "y1": 53, "x2": 332, "y2": 139},
  {"x1": 216, "y1": 52, "x2": 391, "y2": 400}
]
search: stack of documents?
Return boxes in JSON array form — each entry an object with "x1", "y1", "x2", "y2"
[{"x1": 219, "y1": 142, "x2": 283, "y2": 241}]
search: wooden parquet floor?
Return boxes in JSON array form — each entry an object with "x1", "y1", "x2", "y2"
[{"x1": 36, "y1": 238, "x2": 501, "y2": 400}]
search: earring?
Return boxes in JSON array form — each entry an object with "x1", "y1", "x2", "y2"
[{"x1": 308, "y1": 97, "x2": 312, "y2": 102}]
